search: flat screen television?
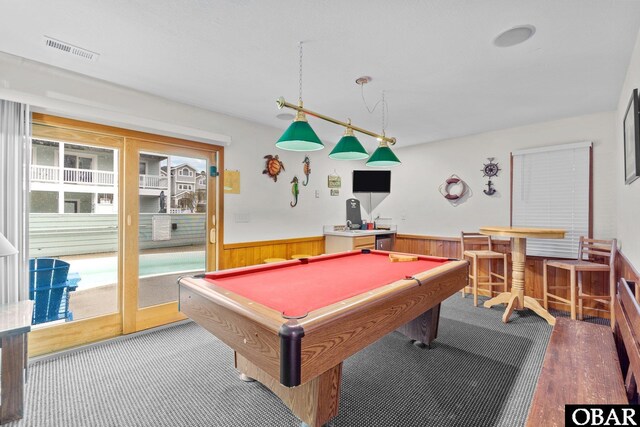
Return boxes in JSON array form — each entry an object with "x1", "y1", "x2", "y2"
[{"x1": 352, "y1": 170, "x2": 391, "y2": 193}]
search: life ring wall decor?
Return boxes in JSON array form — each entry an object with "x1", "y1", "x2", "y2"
[{"x1": 438, "y1": 174, "x2": 469, "y2": 206}]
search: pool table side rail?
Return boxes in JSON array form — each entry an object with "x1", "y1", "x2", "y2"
[
  {"x1": 179, "y1": 276, "x2": 285, "y2": 332},
  {"x1": 179, "y1": 278, "x2": 286, "y2": 382}
]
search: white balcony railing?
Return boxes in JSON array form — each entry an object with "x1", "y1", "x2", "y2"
[
  {"x1": 31, "y1": 165, "x2": 115, "y2": 186},
  {"x1": 139, "y1": 174, "x2": 169, "y2": 190},
  {"x1": 30, "y1": 165, "x2": 59, "y2": 182},
  {"x1": 31, "y1": 166, "x2": 170, "y2": 190},
  {"x1": 64, "y1": 168, "x2": 114, "y2": 185}
]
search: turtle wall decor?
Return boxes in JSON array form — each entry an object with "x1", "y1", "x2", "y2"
[{"x1": 263, "y1": 154, "x2": 285, "y2": 182}]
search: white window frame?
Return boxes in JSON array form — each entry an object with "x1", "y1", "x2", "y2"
[
  {"x1": 511, "y1": 141, "x2": 592, "y2": 258},
  {"x1": 180, "y1": 167, "x2": 194, "y2": 177}
]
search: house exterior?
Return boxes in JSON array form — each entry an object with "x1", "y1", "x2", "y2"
[
  {"x1": 169, "y1": 164, "x2": 207, "y2": 213},
  {"x1": 30, "y1": 139, "x2": 118, "y2": 214},
  {"x1": 139, "y1": 153, "x2": 170, "y2": 213},
  {"x1": 31, "y1": 139, "x2": 204, "y2": 214}
]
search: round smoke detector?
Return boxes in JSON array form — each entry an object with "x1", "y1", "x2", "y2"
[{"x1": 493, "y1": 25, "x2": 536, "y2": 47}]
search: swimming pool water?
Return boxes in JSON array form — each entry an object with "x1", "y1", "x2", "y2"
[{"x1": 63, "y1": 251, "x2": 205, "y2": 289}]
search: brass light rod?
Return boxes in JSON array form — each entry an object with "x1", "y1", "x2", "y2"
[{"x1": 276, "y1": 96, "x2": 396, "y2": 145}]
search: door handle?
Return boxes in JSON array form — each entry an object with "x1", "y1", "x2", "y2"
[{"x1": 210, "y1": 229, "x2": 216, "y2": 244}]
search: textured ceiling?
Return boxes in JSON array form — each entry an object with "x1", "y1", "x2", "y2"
[{"x1": 0, "y1": 0, "x2": 639, "y2": 149}]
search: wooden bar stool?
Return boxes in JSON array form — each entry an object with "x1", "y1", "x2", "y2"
[
  {"x1": 460, "y1": 231, "x2": 508, "y2": 307},
  {"x1": 543, "y1": 237, "x2": 617, "y2": 324}
]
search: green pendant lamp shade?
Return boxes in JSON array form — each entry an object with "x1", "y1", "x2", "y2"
[
  {"x1": 329, "y1": 127, "x2": 369, "y2": 160},
  {"x1": 276, "y1": 110, "x2": 324, "y2": 152},
  {"x1": 366, "y1": 140, "x2": 401, "y2": 167}
]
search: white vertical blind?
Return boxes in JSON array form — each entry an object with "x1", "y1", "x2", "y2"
[
  {"x1": 0, "y1": 99, "x2": 30, "y2": 303},
  {"x1": 512, "y1": 142, "x2": 591, "y2": 258}
]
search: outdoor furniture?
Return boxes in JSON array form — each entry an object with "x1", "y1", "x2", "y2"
[{"x1": 28, "y1": 258, "x2": 80, "y2": 325}]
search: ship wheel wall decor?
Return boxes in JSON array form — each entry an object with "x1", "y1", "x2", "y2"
[
  {"x1": 481, "y1": 157, "x2": 500, "y2": 196},
  {"x1": 438, "y1": 174, "x2": 470, "y2": 206}
]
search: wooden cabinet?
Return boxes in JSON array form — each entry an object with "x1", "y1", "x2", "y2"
[{"x1": 325, "y1": 235, "x2": 375, "y2": 254}]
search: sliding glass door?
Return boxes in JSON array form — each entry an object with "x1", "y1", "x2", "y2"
[
  {"x1": 28, "y1": 120, "x2": 125, "y2": 355},
  {"x1": 123, "y1": 138, "x2": 219, "y2": 333},
  {"x1": 28, "y1": 114, "x2": 223, "y2": 355}
]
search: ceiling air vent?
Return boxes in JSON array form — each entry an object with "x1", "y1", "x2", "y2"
[{"x1": 43, "y1": 36, "x2": 99, "y2": 62}]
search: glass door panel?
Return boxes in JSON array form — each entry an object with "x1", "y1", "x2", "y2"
[
  {"x1": 137, "y1": 152, "x2": 208, "y2": 309},
  {"x1": 29, "y1": 139, "x2": 120, "y2": 325}
]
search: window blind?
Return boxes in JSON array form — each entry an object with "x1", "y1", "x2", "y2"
[{"x1": 511, "y1": 142, "x2": 591, "y2": 258}]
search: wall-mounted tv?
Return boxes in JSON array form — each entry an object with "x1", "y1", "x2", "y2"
[{"x1": 353, "y1": 170, "x2": 391, "y2": 193}]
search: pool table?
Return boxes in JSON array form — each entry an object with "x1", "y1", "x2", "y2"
[{"x1": 179, "y1": 249, "x2": 468, "y2": 427}]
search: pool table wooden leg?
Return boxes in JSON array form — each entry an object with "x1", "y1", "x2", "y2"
[
  {"x1": 235, "y1": 352, "x2": 342, "y2": 427},
  {"x1": 395, "y1": 303, "x2": 441, "y2": 347}
]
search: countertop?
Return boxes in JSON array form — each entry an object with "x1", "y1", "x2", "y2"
[{"x1": 323, "y1": 229, "x2": 396, "y2": 237}]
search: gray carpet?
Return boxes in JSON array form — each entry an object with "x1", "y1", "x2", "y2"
[{"x1": 10, "y1": 296, "x2": 561, "y2": 427}]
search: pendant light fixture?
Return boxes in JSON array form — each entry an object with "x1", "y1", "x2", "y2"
[
  {"x1": 328, "y1": 121, "x2": 369, "y2": 160},
  {"x1": 275, "y1": 44, "x2": 400, "y2": 165},
  {"x1": 366, "y1": 91, "x2": 401, "y2": 167},
  {"x1": 275, "y1": 42, "x2": 324, "y2": 152},
  {"x1": 366, "y1": 137, "x2": 401, "y2": 167}
]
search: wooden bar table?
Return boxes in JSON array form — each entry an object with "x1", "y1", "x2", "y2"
[
  {"x1": 479, "y1": 226, "x2": 565, "y2": 325},
  {"x1": 0, "y1": 300, "x2": 33, "y2": 424}
]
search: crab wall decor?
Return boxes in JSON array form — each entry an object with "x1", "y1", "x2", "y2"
[{"x1": 263, "y1": 154, "x2": 285, "y2": 182}]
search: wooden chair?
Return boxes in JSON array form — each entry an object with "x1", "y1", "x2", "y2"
[
  {"x1": 460, "y1": 231, "x2": 508, "y2": 307},
  {"x1": 543, "y1": 237, "x2": 616, "y2": 324},
  {"x1": 29, "y1": 258, "x2": 80, "y2": 325}
]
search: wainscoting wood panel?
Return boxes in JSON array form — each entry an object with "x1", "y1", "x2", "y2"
[
  {"x1": 395, "y1": 234, "x2": 610, "y2": 319},
  {"x1": 222, "y1": 236, "x2": 325, "y2": 269}
]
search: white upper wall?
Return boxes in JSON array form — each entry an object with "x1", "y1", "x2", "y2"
[
  {"x1": 376, "y1": 112, "x2": 617, "y2": 240},
  {"x1": 616, "y1": 28, "x2": 640, "y2": 268},
  {"x1": 0, "y1": 51, "x2": 622, "y2": 249},
  {"x1": 0, "y1": 52, "x2": 366, "y2": 243}
]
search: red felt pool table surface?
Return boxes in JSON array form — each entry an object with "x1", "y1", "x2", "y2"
[{"x1": 202, "y1": 250, "x2": 451, "y2": 318}]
